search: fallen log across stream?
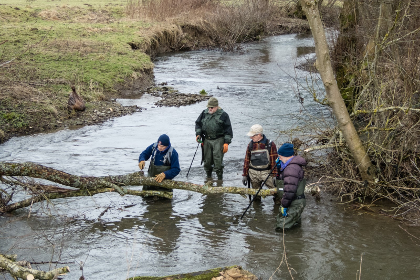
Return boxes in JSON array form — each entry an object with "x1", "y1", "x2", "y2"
[{"x1": 0, "y1": 161, "x2": 280, "y2": 213}]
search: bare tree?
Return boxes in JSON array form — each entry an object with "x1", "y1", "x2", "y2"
[{"x1": 299, "y1": 0, "x2": 376, "y2": 184}]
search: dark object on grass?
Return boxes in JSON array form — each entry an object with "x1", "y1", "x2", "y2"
[{"x1": 68, "y1": 86, "x2": 85, "y2": 111}]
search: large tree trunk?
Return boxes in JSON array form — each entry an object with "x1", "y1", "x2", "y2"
[
  {"x1": 0, "y1": 162, "x2": 279, "y2": 213},
  {"x1": 299, "y1": 0, "x2": 376, "y2": 183}
]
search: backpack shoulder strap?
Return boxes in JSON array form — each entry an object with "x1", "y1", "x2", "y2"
[
  {"x1": 266, "y1": 138, "x2": 272, "y2": 151},
  {"x1": 164, "y1": 146, "x2": 174, "y2": 165},
  {"x1": 249, "y1": 139, "x2": 271, "y2": 151},
  {"x1": 151, "y1": 142, "x2": 158, "y2": 162}
]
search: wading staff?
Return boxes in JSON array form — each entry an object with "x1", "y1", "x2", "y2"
[
  {"x1": 186, "y1": 143, "x2": 200, "y2": 177},
  {"x1": 240, "y1": 163, "x2": 278, "y2": 220}
]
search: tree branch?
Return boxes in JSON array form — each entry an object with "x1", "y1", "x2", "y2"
[
  {"x1": 351, "y1": 106, "x2": 420, "y2": 116},
  {"x1": 0, "y1": 162, "x2": 279, "y2": 212},
  {"x1": 0, "y1": 254, "x2": 70, "y2": 280}
]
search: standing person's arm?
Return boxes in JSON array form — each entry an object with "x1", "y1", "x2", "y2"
[
  {"x1": 242, "y1": 144, "x2": 251, "y2": 177},
  {"x1": 281, "y1": 165, "x2": 301, "y2": 208},
  {"x1": 139, "y1": 143, "x2": 154, "y2": 162},
  {"x1": 221, "y1": 112, "x2": 233, "y2": 144},
  {"x1": 269, "y1": 142, "x2": 278, "y2": 176},
  {"x1": 195, "y1": 110, "x2": 205, "y2": 138},
  {"x1": 138, "y1": 143, "x2": 154, "y2": 170}
]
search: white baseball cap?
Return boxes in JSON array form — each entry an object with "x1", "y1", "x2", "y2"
[{"x1": 247, "y1": 124, "x2": 263, "y2": 137}]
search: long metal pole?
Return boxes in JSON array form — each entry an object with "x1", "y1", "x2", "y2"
[{"x1": 186, "y1": 143, "x2": 200, "y2": 177}]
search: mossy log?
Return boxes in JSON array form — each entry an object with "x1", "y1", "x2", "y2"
[
  {"x1": 0, "y1": 254, "x2": 70, "y2": 280},
  {"x1": 127, "y1": 265, "x2": 257, "y2": 280},
  {"x1": 0, "y1": 161, "x2": 276, "y2": 212}
]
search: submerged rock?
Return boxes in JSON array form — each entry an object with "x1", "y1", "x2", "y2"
[{"x1": 151, "y1": 86, "x2": 211, "y2": 107}]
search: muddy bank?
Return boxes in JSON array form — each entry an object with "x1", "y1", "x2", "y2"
[{"x1": 0, "y1": 84, "x2": 211, "y2": 142}]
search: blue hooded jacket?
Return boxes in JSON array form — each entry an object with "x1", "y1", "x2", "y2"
[{"x1": 139, "y1": 139, "x2": 180, "y2": 180}]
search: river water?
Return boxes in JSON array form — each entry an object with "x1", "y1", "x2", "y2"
[{"x1": 1, "y1": 34, "x2": 420, "y2": 280}]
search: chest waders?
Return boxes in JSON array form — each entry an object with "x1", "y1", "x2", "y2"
[
  {"x1": 143, "y1": 143, "x2": 174, "y2": 193},
  {"x1": 201, "y1": 110, "x2": 225, "y2": 180},
  {"x1": 248, "y1": 139, "x2": 272, "y2": 171},
  {"x1": 248, "y1": 139, "x2": 275, "y2": 200},
  {"x1": 275, "y1": 178, "x2": 306, "y2": 229},
  {"x1": 143, "y1": 162, "x2": 172, "y2": 192},
  {"x1": 203, "y1": 137, "x2": 224, "y2": 180}
]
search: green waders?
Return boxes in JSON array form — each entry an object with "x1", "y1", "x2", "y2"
[
  {"x1": 143, "y1": 162, "x2": 172, "y2": 193},
  {"x1": 276, "y1": 179, "x2": 306, "y2": 229},
  {"x1": 273, "y1": 178, "x2": 285, "y2": 205},
  {"x1": 203, "y1": 137, "x2": 225, "y2": 180}
]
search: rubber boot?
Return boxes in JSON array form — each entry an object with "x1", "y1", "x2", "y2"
[
  {"x1": 273, "y1": 193, "x2": 282, "y2": 205},
  {"x1": 206, "y1": 170, "x2": 212, "y2": 180}
]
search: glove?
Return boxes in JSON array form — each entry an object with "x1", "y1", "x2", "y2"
[
  {"x1": 196, "y1": 135, "x2": 202, "y2": 143},
  {"x1": 281, "y1": 207, "x2": 288, "y2": 217},
  {"x1": 276, "y1": 158, "x2": 281, "y2": 167},
  {"x1": 223, "y1": 143, "x2": 228, "y2": 153},
  {"x1": 154, "y1": 172, "x2": 166, "y2": 183},
  {"x1": 138, "y1": 161, "x2": 145, "y2": 170},
  {"x1": 242, "y1": 176, "x2": 248, "y2": 186}
]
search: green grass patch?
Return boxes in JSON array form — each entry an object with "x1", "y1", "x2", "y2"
[
  {"x1": 0, "y1": 0, "x2": 159, "y2": 138},
  {"x1": 1, "y1": 111, "x2": 28, "y2": 128},
  {"x1": 1, "y1": 2, "x2": 154, "y2": 100}
]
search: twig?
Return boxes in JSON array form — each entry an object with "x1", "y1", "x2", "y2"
[
  {"x1": 304, "y1": 142, "x2": 345, "y2": 152},
  {"x1": 0, "y1": 58, "x2": 16, "y2": 67},
  {"x1": 398, "y1": 225, "x2": 420, "y2": 245},
  {"x1": 351, "y1": 106, "x2": 420, "y2": 116},
  {"x1": 358, "y1": 253, "x2": 363, "y2": 280},
  {"x1": 269, "y1": 219, "x2": 295, "y2": 280}
]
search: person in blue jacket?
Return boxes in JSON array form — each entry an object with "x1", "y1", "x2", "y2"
[{"x1": 138, "y1": 134, "x2": 180, "y2": 194}]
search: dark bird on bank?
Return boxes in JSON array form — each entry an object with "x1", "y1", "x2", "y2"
[{"x1": 68, "y1": 86, "x2": 86, "y2": 111}]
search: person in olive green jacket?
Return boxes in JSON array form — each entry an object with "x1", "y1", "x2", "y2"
[{"x1": 195, "y1": 97, "x2": 233, "y2": 181}]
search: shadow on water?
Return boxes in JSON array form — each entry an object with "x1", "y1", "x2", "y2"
[{"x1": 1, "y1": 34, "x2": 420, "y2": 280}]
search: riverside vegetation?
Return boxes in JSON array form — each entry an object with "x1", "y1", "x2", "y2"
[{"x1": 0, "y1": 0, "x2": 309, "y2": 143}]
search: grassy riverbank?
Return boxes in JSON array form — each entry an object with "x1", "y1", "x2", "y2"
[
  {"x1": 0, "y1": 0, "x2": 154, "y2": 141},
  {"x1": 0, "y1": 0, "x2": 309, "y2": 143}
]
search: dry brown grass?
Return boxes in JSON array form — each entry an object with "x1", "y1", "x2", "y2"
[
  {"x1": 38, "y1": 6, "x2": 115, "y2": 23},
  {"x1": 126, "y1": 0, "x2": 288, "y2": 50},
  {"x1": 126, "y1": 0, "x2": 215, "y2": 21}
]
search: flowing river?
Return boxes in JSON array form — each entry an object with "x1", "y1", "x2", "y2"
[{"x1": 1, "y1": 34, "x2": 420, "y2": 280}]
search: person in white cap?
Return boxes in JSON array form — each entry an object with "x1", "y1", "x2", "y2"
[{"x1": 242, "y1": 124, "x2": 279, "y2": 203}]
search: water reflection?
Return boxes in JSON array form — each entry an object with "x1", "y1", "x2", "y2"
[
  {"x1": 140, "y1": 199, "x2": 180, "y2": 254},
  {"x1": 1, "y1": 34, "x2": 420, "y2": 280},
  {"x1": 296, "y1": 46, "x2": 316, "y2": 57}
]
